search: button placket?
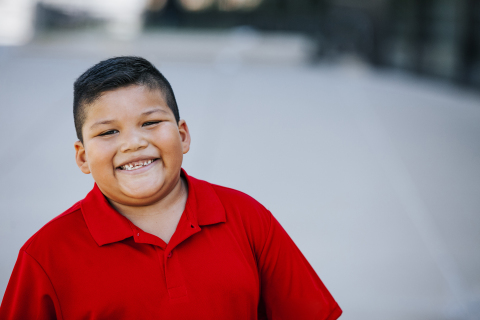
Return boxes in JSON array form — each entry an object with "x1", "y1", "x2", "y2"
[
  {"x1": 160, "y1": 207, "x2": 202, "y2": 300},
  {"x1": 164, "y1": 249, "x2": 187, "y2": 299}
]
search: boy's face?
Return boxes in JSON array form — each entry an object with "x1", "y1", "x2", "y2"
[{"x1": 74, "y1": 85, "x2": 190, "y2": 207}]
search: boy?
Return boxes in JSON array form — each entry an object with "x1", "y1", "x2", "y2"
[{"x1": 0, "y1": 56, "x2": 342, "y2": 319}]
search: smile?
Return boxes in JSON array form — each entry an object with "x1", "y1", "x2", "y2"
[{"x1": 118, "y1": 159, "x2": 158, "y2": 171}]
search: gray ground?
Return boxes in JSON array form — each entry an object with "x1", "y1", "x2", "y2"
[{"x1": 0, "y1": 29, "x2": 479, "y2": 320}]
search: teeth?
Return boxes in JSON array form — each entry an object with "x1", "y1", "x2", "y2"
[{"x1": 120, "y1": 159, "x2": 154, "y2": 171}]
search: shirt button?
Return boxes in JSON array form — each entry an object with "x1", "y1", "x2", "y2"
[
  {"x1": 167, "y1": 252, "x2": 172, "y2": 258},
  {"x1": 137, "y1": 233, "x2": 140, "y2": 236}
]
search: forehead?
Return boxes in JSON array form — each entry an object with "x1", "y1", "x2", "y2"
[{"x1": 84, "y1": 85, "x2": 170, "y2": 123}]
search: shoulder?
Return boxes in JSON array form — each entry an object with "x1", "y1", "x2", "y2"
[
  {"x1": 193, "y1": 179, "x2": 276, "y2": 257},
  {"x1": 188, "y1": 174, "x2": 273, "y2": 224},
  {"x1": 21, "y1": 201, "x2": 89, "y2": 258},
  {"x1": 206, "y1": 181, "x2": 273, "y2": 232},
  {"x1": 211, "y1": 183, "x2": 266, "y2": 210},
  {"x1": 199, "y1": 179, "x2": 271, "y2": 218}
]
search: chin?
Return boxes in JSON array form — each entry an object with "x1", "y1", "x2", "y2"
[
  {"x1": 120, "y1": 177, "x2": 168, "y2": 198},
  {"x1": 122, "y1": 186, "x2": 161, "y2": 200}
]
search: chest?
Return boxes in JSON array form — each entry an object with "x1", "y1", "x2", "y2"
[{"x1": 50, "y1": 225, "x2": 260, "y2": 320}]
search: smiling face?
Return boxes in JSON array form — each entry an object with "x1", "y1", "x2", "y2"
[{"x1": 74, "y1": 85, "x2": 190, "y2": 207}]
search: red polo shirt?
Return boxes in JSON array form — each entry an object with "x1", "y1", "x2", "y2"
[{"x1": 0, "y1": 170, "x2": 341, "y2": 319}]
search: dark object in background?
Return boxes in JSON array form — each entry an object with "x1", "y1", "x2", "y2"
[
  {"x1": 457, "y1": 0, "x2": 480, "y2": 86},
  {"x1": 36, "y1": 0, "x2": 480, "y2": 89},
  {"x1": 387, "y1": 0, "x2": 480, "y2": 87},
  {"x1": 147, "y1": 0, "x2": 480, "y2": 89}
]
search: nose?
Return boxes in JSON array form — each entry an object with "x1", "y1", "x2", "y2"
[{"x1": 119, "y1": 129, "x2": 148, "y2": 153}]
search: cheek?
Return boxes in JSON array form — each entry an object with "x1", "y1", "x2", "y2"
[
  {"x1": 155, "y1": 127, "x2": 184, "y2": 154},
  {"x1": 86, "y1": 144, "x2": 116, "y2": 175}
]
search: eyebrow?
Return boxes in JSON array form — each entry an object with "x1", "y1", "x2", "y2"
[
  {"x1": 90, "y1": 119, "x2": 115, "y2": 129},
  {"x1": 89, "y1": 108, "x2": 169, "y2": 129},
  {"x1": 142, "y1": 108, "x2": 169, "y2": 116}
]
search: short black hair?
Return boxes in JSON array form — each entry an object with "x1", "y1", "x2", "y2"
[{"x1": 73, "y1": 56, "x2": 180, "y2": 143}]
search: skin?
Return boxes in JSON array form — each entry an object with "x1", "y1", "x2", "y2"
[{"x1": 74, "y1": 85, "x2": 191, "y2": 243}]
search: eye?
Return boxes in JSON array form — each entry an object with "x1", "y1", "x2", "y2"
[
  {"x1": 98, "y1": 129, "x2": 118, "y2": 136},
  {"x1": 143, "y1": 121, "x2": 161, "y2": 127}
]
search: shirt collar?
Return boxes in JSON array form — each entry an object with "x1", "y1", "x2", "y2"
[{"x1": 81, "y1": 169, "x2": 226, "y2": 246}]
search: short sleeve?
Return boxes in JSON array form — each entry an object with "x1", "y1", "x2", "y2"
[
  {"x1": 257, "y1": 213, "x2": 342, "y2": 320},
  {"x1": 0, "y1": 250, "x2": 62, "y2": 320}
]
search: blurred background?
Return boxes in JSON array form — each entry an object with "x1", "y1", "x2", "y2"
[{"x1": 0, "y1": 0, "x2": 479, "y2": 319}]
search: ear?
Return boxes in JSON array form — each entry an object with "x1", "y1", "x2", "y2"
[
  {"x1": 178, "y1": 119, "x2": 191, "y2": 154},
  {"x1": 74, "y1": 141, "x2": 91, "y2": 174}
]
